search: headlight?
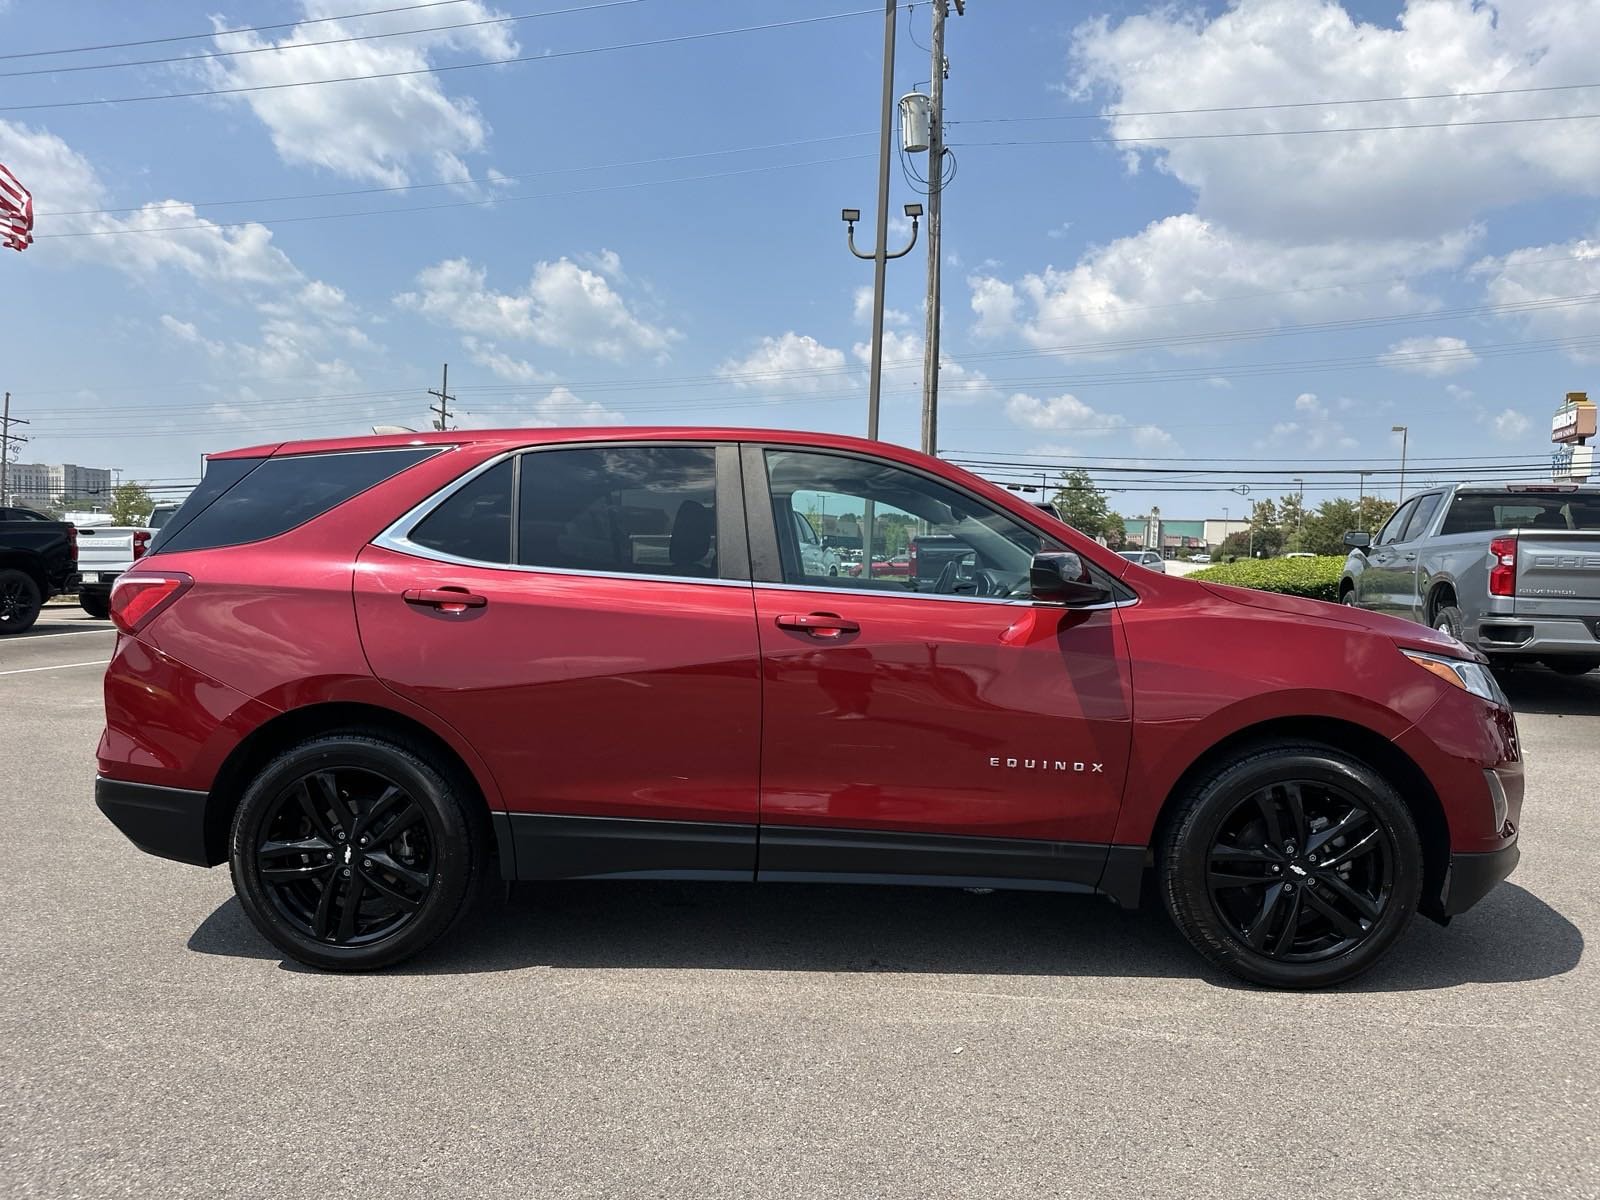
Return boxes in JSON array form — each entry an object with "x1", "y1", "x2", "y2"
[{"x1": 1402, "y1": 648, "x2": 1508, "y2": 706}]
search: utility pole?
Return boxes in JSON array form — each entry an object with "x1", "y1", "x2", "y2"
[
  {"x1": 1, "y1": 392, "x2": 30, "y2": 506},
  {"x1": 428, "y1": 363, "x2": 455, "y2": 432},
  {"x1": 919, "y1": 0, "x2": 962, "y2": 457},
  {"x1": 1392, "y1": 424, "x2": 1409, "y2": 502}
]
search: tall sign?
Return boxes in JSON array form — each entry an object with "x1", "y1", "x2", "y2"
[{"x1": 1552, "y1": 391, "x2": 1595, "y2": 483}]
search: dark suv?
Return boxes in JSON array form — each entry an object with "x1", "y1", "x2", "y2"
[{"x1": 97, "y1": 428, "x2": 1522, "y2": 987}]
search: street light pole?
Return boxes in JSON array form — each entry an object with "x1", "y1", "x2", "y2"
[
  {"x1": 1392, "y1": 425, "x2": 1409, "y2": 502},
  {"x1": 842, "y1": 0, "x2": 923, "y2": 442},
  {"x1": 1293, "y1": 478, "x2": 1305, "y2": 528}
]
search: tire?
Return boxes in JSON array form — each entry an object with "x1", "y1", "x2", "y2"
[
  {"x1": 1159, "y1": 743, "x2": 1422, "y2": 989},
  {"x1": 1543, "y1": 657, "x2": 1600, "y2": 676},
  {"x1": 1433, "y1": 604, "x2": 1465, "y2": 642},
  {"x1": 0, "y1": 568, "x2": 43, "y2": 635},
  {"x1": 79, "y1": 592, "x2": 110, "y2": 620},
  {"x1": 229, "y1": 733, "x2": 491, "y2": 971},
  {"x1": 1340, "y1": 586, "x2": 1357, "y2": 606}
]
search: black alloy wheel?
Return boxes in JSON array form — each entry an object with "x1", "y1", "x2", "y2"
[
  {"x1": 230, "y1": 733, "x2": 489, "y2": 970},
  {"x1": 0, "y1": 568, "x2": 42, "y2": 634},
  {"x1": 1160, "y1": 743, "x2": 1422, "y2": 988},
  {"x1": 1204, "y1": 780, "x2": 1393, "y2": 963},
  {"x1": 255, "y1": 767, "x2": 435, "y2": 946}
]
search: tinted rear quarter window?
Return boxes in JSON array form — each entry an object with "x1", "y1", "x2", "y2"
[
  {"x1": 156, "y1": 448, "x2": 439, "y2": 554},
  {"x1": 408, "y1": 459, "x2": 513, "y2": 563}
]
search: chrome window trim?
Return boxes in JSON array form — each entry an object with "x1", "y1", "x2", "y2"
[
  {"x1": 753, "y1": 580, "x2": 1137, "y2": 612},
  {"x1": 372, "y1": 447, "x2": 751, "y2": 590}
]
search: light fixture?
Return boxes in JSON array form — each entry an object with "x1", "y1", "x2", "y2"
[
  {"x1": 904, "y1": 202, "x2": 924, "y2": 218},
  {"x1": 841, "y1": 208, "x2": 861, "y2": 223}
]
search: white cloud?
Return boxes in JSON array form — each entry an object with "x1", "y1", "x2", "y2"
[
  {"x1": 1132, "y1": 425, "x2": 1181, "y2": 454},
  {"x1": 852, "y1": 286, "x2": 911, "y2": 328},
  {"x1": 1378, "y1": 335, "x2": 1478, "y2": 375},
  {"x1": 461, "y1": 386, "x2": 625, "y2": 429},
  {"x1": 1006, "y1": 392, "x2": 1125, "y2": 436},
  {"x1": 1259, "y1": 391, "x2": 1357, "y2": 452},
  {"x1": 1475, "y1": 234, "x2": 1600, "y2": 362},
  {"x1": 969, "y1": 214, "x2": 1472, "y2": 348},
  {"x1": 851, "y1": 329, "x2": 994, "y2": 401},
  {"x1": 1070, "y1": 0, "x2": 1600, "y2": 241},
  {"x1": 461, "y1": 336, "x2": 550, "y2": 384},
  {"x1": 1491, "y1": 409, "x2": 1531, "y2": 441},
  {"x1": 717, "y1": 333, "x2": 847, "y2": 393},
  {"x1": 395, "y1": 255, "x2": 677, "y2": 359},
  {"x1": 200, "y1": 1, "x2": 518, "y2": 186}
]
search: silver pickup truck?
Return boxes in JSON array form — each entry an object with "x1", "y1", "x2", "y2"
[{"x1": 1340, "y1": 483, "x2": 1600, "y2": 674}]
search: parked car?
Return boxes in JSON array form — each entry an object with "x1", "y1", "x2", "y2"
[
  {"x1": 75, "y1": 521, "x2": 157, "y2": 619},
  {"x1": 789, "y1": 509, "x2": 840, "y2": 577},
  {"x1": 1341, "y1": 482, "x2": 1600, "y2": 674},
  {"x1": 1190, "y1": 553, "x2": 1212, "y2": 565},
  {"x1": 1118, "y1": 549, "x2": 1166, "y2": 573},
  {"x1": 1283, "y1": 552, "x2": 1317, "y2": 559},
  {"x1": 0, "y1": 509, "x2": 79, "y2": 634},
  {"x1": 97, "y1": 428, "x2": 1521, "y2": 988}
]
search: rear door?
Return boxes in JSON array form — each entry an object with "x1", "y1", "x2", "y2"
[
  {"x1": 354, "y1": 442, "x2": 762, "y2": 880},
  {"x1": 743, "y1": 444, "x2": 1133, "y2": 890}
]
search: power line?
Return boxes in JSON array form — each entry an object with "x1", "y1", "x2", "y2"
[
  {"x1": 0, "y1": 0, "x2": 470, "y2": 60},
  {"x1": 0, "y1": 8, "x2": 883, "y2": 112},
  {"x1": 38, "y1": 131, "x2": 875, "y2": 218},
  {"x1": 0, "y1": 0, "x2": 652, "y2": 79},
  {"x1": 949, "y1": 79, "x2": 1600, "y2": 125}
]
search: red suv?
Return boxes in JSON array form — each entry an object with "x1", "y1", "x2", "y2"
[{"x1": 96, "y1": 429, "x2": 1521, "y2": 987}]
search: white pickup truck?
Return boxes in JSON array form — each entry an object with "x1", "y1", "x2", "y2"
[{"x1": 73, "y1": 505, "x2": 176, "y2": 619}]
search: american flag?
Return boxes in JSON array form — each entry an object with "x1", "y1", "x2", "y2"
[{"x1": 1, "y1": 161, "x2": 34, "y2": 252}]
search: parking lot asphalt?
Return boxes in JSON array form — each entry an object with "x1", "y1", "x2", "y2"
[{"x1": 1, "y1": 611, "x2": 1595, "y2": 1199}]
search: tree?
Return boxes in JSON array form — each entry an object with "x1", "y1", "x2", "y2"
[
  {"x1": 109, "y1": 482, "x2": 154, "y2": 526},
  {"x1": 1299, "y1": 498, "x2": 1362, "y2": 556},
  {"x1": 1049, "y1": 469, "x2": 1123, "y2": 544}
]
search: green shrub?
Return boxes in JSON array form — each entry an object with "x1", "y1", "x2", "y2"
[{"x1": 1188, "y1": 555, "x2": 1345, "y2": 602}]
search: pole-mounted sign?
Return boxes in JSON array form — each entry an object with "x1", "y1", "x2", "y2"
[{"x1": 1552, "y1": 391, "x2": 1595, "y2": 482}]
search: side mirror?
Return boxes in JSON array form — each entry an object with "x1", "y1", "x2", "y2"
[
  {"x1": 1343, "y1": 530, "x2": 1372, "y2": 550},
  {"x1": 1031, "y1": 552, "x2": 1112, "y2": 607}
]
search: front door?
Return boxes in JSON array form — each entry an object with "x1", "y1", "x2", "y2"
[
  {"x1": 354, "y1": 443, "x2": 761, "y2": 879},
  {"x1": 743, "y1": 446, "x2": 1133, "y2": 891},
  {"x1": 1357, "y1": 497, "x2": 1417, "y2": 617}
]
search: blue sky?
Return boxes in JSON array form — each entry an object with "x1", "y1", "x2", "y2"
[{"x1": 3, "y1": 0, "x2": 1598, "y2": 518}]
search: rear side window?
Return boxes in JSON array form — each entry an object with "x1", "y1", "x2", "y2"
[
  {"x1": 1440, "y1": 493, "x2": 1600, "y2": 534},
  {"x1": 156, "y1": 448, "x2": 440, "y2": 554},
  {"x1": 408, "y1": 459, "x2": 513, "y2": 563},
  {"x1": 517, "y1": 446, "x2": 719, "y2": 578}
]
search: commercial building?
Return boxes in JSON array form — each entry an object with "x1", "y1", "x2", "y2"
[
  {"x1": 1126, "y1": 515, "x2": 1253, "y2": 555},
  {"x1": 3, "y1": 462, "x2": 113, "y2": 506}
]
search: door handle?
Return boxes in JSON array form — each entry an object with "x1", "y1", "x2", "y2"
[
  {"x1": 403, "y1": 586, "x2": 487, "y2": 613},
  {"x1": 775, "y1": 612, "x2": 859, "y2": 638},
  {"x1": 1403, "y1": 552, "x2": 1418, "y2": 561}
]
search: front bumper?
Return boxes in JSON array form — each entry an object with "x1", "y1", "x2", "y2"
[
  {"x1": 95, "y1": 776, "x2": 217, "y2": 867},
  {"x1": 1438, "y1": 840, "x2": 1520, "y2": 918}
]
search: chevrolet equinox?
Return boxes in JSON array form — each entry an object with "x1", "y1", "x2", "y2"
[{"x1": 96, "y1": 429, "x2": 1522, "y2": 988}]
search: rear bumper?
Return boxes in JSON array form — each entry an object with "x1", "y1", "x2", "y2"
[
  {"x1": 1475, "y1": 615, "x2": 1600, "y2": 658},
  {"x1": 95, "y1": 776, "x2": 217, "y2": 867},
  {"x1": 1439, "y1": 840, "x2": 1520, "y2": 918}
]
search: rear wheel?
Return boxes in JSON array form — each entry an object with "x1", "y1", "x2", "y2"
[
  {"x1": 1543, "y1": 657, "x2": 1600, "y2": 676},
  {"x1": 229, "y1": 733, "x2": 490, "y2": 971},
  {"x1": 1433, "y1": 604, "x2": 1465, "y2": 641},
  {"x1": 1159, "y1": 744, "x2": 1422, "y2": 989},
  {"x1": 79, "y1": 591, "x2": 110, "y2": 620},
  {"x1": 0, "y1": 568, "x2": 43, "y2": 635}
]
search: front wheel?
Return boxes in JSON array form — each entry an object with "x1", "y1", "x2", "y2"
[
  {"x1": 0, "y1": 568, "x2": 43, "y2": 635},
  {"x1": 229, "y1": 733, "x2": 490, "y2": 971},
  {"x1": 1159, "y1": 744, "x2": 1422, "y2": 989}
]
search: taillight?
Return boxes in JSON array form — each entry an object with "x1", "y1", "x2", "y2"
[
  {"x1": 1489, "y1": 536, "x2": 1517, "y2": 597},
  {"x1": 110, "y1": 572, "x2": 192, "y2": 634},
  {"x1": 132, "y1": 530, "x2": 151, "y2": 560},
  {"x1": 68, "y1": 525, "x2": 78, "y2": 563},
  {"x1": 908, "y1": 540, "x2": 919, "y2": 570}
]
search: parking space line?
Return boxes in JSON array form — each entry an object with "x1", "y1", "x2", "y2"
[
  {"x1": 0, "y1": 659, "x2": 110, "y2": 676},
  {"x1": 20, "y1": 627, "x2": 117, "y2": 638}
]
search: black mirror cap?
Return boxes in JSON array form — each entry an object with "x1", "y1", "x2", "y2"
[
  {"x1": 1343, "y1": 530, "x2": 1372, "y2": 550},
  {"x1": 1031, "y1": 551, "x2": 1113, "y2": 606}
]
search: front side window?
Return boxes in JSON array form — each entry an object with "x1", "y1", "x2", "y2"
[
  {"x1": 1375, "y1": 499, "x2": 1417, "y2": 547},
  {"x1": 763, "y1": 449, "x2": 1059, "y2": 598},
  {"x1": 517, "y1": 446, "x2": 719, "y2": 578}
]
